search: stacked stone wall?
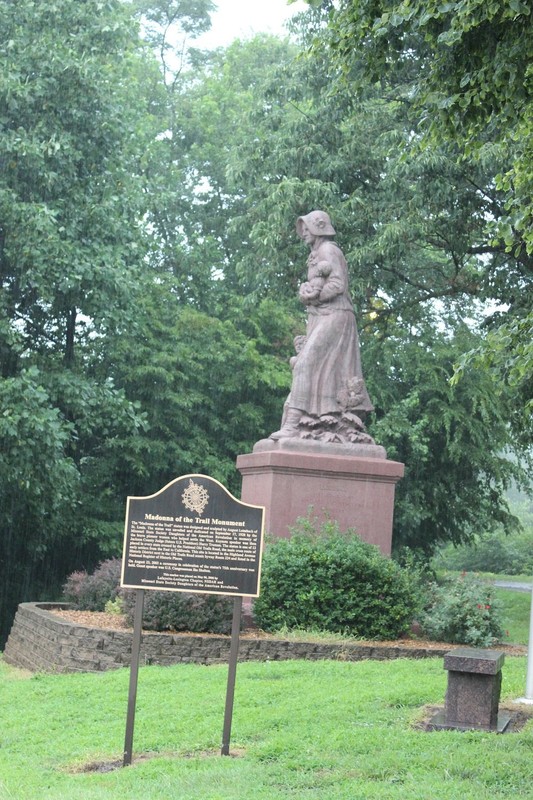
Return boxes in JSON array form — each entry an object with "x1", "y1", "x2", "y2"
[{"x1": 4, "y1": 603, "x2": 450, "y2": 673}]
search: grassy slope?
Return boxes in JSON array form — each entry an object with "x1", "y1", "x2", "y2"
[
  {"x1": 496, "y1": 588, "x2": 532, "y2": 645},
  {"x1": 1, "y1": 655, "x2": 532, "y2": 800}
]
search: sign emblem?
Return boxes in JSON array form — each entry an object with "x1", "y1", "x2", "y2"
[{"x1": 181, "y1": 478, "x2": 209, "y2": 515}]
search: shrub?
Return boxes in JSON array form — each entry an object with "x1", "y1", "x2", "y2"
[
  {"x1": 63, "y1": 558, "x2": 122, "y2": 611},
  {"x1": 64, "y1": 558, "x2": 235, "y2": 634},
  {"x1": 121, "y1": 590, "x2": 234, "y2": 635},
  {"x1": 419, "y1": 573, "x2": 504, "y2": 647},
  {"x1": 253, "y1": 518, "x2": 420, "y2": 640}
]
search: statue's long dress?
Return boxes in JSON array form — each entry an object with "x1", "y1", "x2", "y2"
[{"x1": 289, "y1": 239, "x2": 373, "y2": 417}]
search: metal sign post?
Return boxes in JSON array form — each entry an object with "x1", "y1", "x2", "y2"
[
  {"x1": 123, "y1": 589, "x2": 145, "y2": 766},
  {"x1": 221, "y1": 596, "x2": 243, "y2": 756}
]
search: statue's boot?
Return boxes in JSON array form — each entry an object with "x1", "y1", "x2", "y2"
[{"x1": 269, "y1": 407, "x2": 303, "y2": 440}]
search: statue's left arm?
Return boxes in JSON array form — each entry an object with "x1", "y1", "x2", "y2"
[{"x1": 313, "y1": 244, "x2": 346, "y2": 303}]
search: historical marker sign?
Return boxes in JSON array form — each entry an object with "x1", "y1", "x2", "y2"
[
  {"x1": 121, "y1": 474, "x2": 264, "y2": 597},
  {"x1": 120, "y1": 474, "x2": 264, "y2": 765}
]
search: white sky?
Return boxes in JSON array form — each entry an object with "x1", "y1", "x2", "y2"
[{"x1": 195, "y1": 0, "x2": 310, "y2": 48}]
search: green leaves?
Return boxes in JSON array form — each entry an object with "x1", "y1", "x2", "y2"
[
  {"x1": 0, "y1": 0, "x2": 153, "y2": 365},
  {"x1": 421, "y1": 573, "x2": 504, "y2": 647},
  {"x1": 254, "y1": 517, "x2": 419, "y2": 638},
  {"x1": 367, "y1": 322, "x2": 529, "y2": 554},
  {"x1": 0, "y1": 0, "x2": 156, "y2": 644},
  {"x1": 330, "y1": 0, "x2": 533, "y2": 255},
  {"x1": 1, "y1": 0, "x2": 530, "y2": 650},
  {"x1": 107, "y1": 285, "x2": 293, "y2": 497}
]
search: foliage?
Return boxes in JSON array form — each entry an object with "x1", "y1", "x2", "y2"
[
  {"x1": 121, "y1": 588, "x2": 234, "y2": 634},
  {"x1": 420, "y1": 573, "x2": 504, "y2": 647},
  {"x1": 328, "y1": 0, "x2": 533, "y2": 248},
  {"x1": 433, "y1": 501, "x2": 533, "y2": 574},
  {"x1": 172, "y1": 25, "x2": 530, "y2": 552},
  {"x1": 0, "y1": 0, "x2": 151, "y2": 358},
  {"x1": 0, "y1": 367, "x2": 80, "y2": 642},
  {"x1": 63, "y1": 557, "x2": 234, "y2": 634},
  {"x1": 100, "y1": 285, "x2": 293, "y2": 498},
  {"x1": 141, "y1": 33, "x2": 305, "y2": 308},
  {"x1": 62, "y1": 559, "x2": 123, "y2": 612},
  {"x1": 495, "y1": 587, "x2": 532, "y2": 646},
  {"x1": 2, "y1": 0, "x2": 532, "y2": 649},
  {"x1": 0, "y1": 0, "x2": 154, "y2": 645},
  {"x1": 104, "y1": 597, "x2": 124, "y2": 615},
  {"x1": 253, "y1": 517, "x2": 420, "y2": 639},
  {"x1": 323, "y1": 0, "x2": 533, "y2": 430},
  {"x1": 369, "y1": 324, "x2": 528, "y2": 553},
  {"x1": 452, "y1": 315, "x2": 533, "y2": 440}
]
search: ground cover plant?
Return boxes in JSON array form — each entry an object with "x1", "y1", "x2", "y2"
[
  {"x1": 63, "y1": 559, "x2": 123, "y2": 612},
  {"x1": 121, "y1": 589, "x2": 234, "y2": 635},
  {"x1": 61, "y1": 539, "x2": 530, "y2": 649},
  {"x1": 62, "y1": 560, "x2": 234, "y2": 634},
  {"x1": 0, "y1": 654, "x2": 532, "y2": 800}
]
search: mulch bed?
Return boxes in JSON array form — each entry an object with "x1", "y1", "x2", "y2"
[{"x1": 51, "y1": 609, "x2": 527, "y2": 655}]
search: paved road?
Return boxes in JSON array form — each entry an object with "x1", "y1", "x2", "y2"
[{"x1": 494, "y1": 580, "x2": 533, "y2": 593}]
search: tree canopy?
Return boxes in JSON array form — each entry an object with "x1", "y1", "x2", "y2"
[
  {"x1": 0, "y1": 0, "x2": 152, "y2": 643},
  {"x1": 0, "y1": 0, "x2": 531, "y2": 643},
  {"x1": 320, "y1": 0, "x2": 533, "y2": 427}
]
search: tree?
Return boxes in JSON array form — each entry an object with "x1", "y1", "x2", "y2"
[
  {"x1": 137, "y1": 33, "x2": 305, "y2": 310},
  {"x1": 97, "y1": 277, "x2": 294, "y2": 500},
  {"x1": 320, "y1": 0, "x2": 533, "y2": 430},
  {"x1": 0, "y1": 0, "x2": 154, "y2": 645},
  {"x1": 324, "y1": 2, "x2": 532, "y2": 239},
  {"x1": 367, "y1": 322, "x2": 525, "y2": 554},
  {"x1": 1, "y1": 0, "x2": 529, "y2": 654}
]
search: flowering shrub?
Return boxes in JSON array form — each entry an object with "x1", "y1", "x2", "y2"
[{"x1": 420, "y1": 572, "x2": 504, "y2": 647}]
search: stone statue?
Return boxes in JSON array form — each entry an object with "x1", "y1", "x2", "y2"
[{"x1": 270, "y1": 210, "x2": 375, "y2": 445}]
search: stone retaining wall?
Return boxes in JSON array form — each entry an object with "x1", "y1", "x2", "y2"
[{"x1": 4, "y1": 603, "x2": 451, "y2": 674}]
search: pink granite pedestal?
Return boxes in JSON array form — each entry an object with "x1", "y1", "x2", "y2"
[{"x1": 236, "y1": 439, "x2": 404, "y2": 556}]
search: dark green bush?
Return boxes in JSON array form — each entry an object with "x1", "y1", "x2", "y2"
[
  {"x1": 420, "y1": 573, "x2": 504, "y2": 647},
  {"x1": 253, "y1": 518, "x2": 419, "y2": 639},
  {"x1": 62, "y1": 558, "x2": 122, "y2": 611},
  {"x1": 121, "y1": 589, "x2": 234, "y2": 635}
]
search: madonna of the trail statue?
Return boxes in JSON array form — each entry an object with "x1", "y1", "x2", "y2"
[{"x1": 269, "y1": 210, "x2": 376, "y2": 445}]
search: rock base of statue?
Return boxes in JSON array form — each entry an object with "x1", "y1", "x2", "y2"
[{"x1": 236, "y1": 439, "x2": 404, "y2": 556}]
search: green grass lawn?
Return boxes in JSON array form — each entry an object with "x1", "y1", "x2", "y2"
[
  {"x1": 436, "y1": 570, "x2": 533, "y2": 584},
  {"x1": 1, "y1": 654, "x2": 532, "y2": 800},
  {"x1": 473, "y1": 572, "x2": 533, "y2": 584},
  {"x1": 496, "y1": 588, "x2": 532, "y2": 645}
]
